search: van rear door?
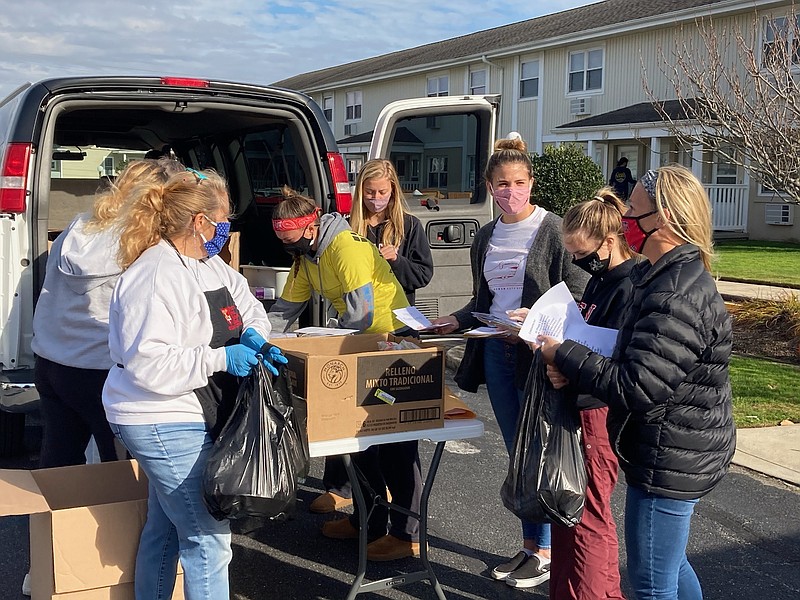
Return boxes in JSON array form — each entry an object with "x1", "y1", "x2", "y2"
[{"x1": 369, "y1": 95, "x2": 498, "y2": 319}]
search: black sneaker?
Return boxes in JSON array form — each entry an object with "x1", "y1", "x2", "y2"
[
  {"x1": 491, "y1": 550, "x2": 529, "y2": 580},
  {"x1": 505, "y1": 553, "x2": 551, "y2": 588}
]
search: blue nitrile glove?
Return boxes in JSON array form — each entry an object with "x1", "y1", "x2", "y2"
[
  {"x1": 257, "y1": 342, "x2": 289, "y2": 376},
  {"x1": 224, "y1": 344, "x2": 259, "y2": 377},
  {"x1": 240, "y1": 327, "x2": 267, "y2": 352}
]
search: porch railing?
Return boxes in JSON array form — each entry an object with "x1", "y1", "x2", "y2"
[{"x1": 705, "y1": 184, "x2": 747, "y2": 232}]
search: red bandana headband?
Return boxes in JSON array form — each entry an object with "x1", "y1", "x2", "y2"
[{"x1": 272, "y1": 208, "x2": 320, "y2": 232}]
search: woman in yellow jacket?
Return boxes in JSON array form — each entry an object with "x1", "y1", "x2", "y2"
[{"x1": 268, "y1": 187, "x2": 424, "y2": 562}]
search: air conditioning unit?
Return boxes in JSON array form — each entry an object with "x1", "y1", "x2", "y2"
[
  {"x1": 344, "y1": 123, "x2": 357, "y2": 135},
  {"x1": 765, "y1": 202, "x2": 794, "y2": 225},
  {"x1": 569, "y1": 97, "x2": 592, "y2": 116}
]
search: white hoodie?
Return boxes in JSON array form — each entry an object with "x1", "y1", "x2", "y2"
[
  {"x1": 102, "y1": 240, "x2": 270, "y2": 425},
  {"x1": 32, "y1": 213, "x2": 121, "y2": 369}
]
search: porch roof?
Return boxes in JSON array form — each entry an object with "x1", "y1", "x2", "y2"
[
  {"x1": 555, "y1": 99, "x2": 698, "y2": 129},
  {"x1": 337, "y1": 126, "x2": 421, "y2": 146}
]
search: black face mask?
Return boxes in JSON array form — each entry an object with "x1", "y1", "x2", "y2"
[
  {"x1": 283, "y1": 235, "x2": 313, "y2": 258},
  {"x1": 571, "y1": 242, "x2": 611, "y2": 276}
]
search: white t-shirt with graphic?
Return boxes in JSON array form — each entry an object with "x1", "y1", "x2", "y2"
[{"x1": 483, "y1": 207, "x2": 546, "y2": 318}]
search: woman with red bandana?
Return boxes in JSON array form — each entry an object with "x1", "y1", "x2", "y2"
[{"x1": 430, "y1": 134, "x2": 588, "y2": 589}]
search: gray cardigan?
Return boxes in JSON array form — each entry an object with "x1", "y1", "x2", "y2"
[{"x1": 453, "y1": 212, "x2": 590, "y2": 392}]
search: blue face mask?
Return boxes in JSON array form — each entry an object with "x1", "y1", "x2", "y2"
[{"x1": 200, "y1": 215, "x2": 231, "y2": 257}]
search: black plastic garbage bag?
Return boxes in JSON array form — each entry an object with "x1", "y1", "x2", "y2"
[
  {"x1": 203, "y1": 362, "x2": 309, "y2": 521},
  {"x1": 500, "y1": 349, "x2": 587, "y2": 527}
]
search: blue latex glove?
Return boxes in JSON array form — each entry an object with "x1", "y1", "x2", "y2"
[
  {"x1": 240, "y1": 328, "x2": 267, "y2": 352},
  {"x1": 258, "y1": 342, "x2": 289, "y2": 376},
  {"x1": 224, "y1": 344, "x2": 259, "y2": 377}
]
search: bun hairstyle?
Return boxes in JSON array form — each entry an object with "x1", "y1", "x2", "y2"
[
  {"x1": 273, "y1": 185, "x2": 319, "y2": 221},
  {"x1": 484, "y1": 131, "x2": 534, "y2": 182},
  {"x1": 117, "y1": 168, "x2": 230, "y2": 269},
  {"x1": 562, "y1": 186, "x2": 634, "y2": 260}
]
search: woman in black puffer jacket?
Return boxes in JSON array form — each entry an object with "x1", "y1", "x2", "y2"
[{"x1": 539, "y1": 165, "x2": 735, "y2": 600}]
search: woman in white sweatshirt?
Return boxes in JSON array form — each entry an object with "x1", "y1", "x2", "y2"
[
  {"x1": 102, "y1": 168, "x2": 284, "y2": 600},
  {"x1": 32, "y1": 158, "x2": 184, "y2": 467}
]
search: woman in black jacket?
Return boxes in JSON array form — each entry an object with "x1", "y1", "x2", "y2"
[
  {"x1": 539, "y1": 188, "x2": 636, "y2": 599},
  {"x1": 539, "y1": 165, "x2": 735, "y2": 600}
]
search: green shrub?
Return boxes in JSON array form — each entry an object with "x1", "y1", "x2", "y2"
[{"x1": 531, "y1": 144, "x2": 605, "y2": 216}]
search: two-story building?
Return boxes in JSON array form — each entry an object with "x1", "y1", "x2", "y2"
[{"x1": 274, "y1": 0, "x2": 800, "y2": 241}]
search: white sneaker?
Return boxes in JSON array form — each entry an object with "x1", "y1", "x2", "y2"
[{"x1": 22, "y1": 572, "x2": 31, "y2": 596}]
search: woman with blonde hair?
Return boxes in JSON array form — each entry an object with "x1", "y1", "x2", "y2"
[
  {"x1": 269, "y1": 187, "x2": 424, "y2": 562},
  {"x1": 431, "y1": 134, "x2": 589, "y2": 589},
  {"x1": 350, "y1": 159, "x2": 433, "y2": 305},
  {"x1": 546, "y1": 187, "x2": 636, "y2": 600},
  {"x1": 103, "y1": 168, "x2": 283, "y2": 599},
  {"x1": 539, "y1": 165, "x2": 735, "y2": 600},
  {"x1": 32, "y1": 157, "x2": 184, "y2": 468}
]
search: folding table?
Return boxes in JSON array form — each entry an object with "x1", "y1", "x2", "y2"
[{"x1": 308, "y1": 418, "x2": 484, "y2": 600}]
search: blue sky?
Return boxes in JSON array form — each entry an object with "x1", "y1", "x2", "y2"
[{"x1": 0, "y1": 1, "x2": 597, "y2": 98}]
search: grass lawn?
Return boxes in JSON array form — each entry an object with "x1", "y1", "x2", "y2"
[
  {"x1": 714, "y1": 240, "x2": 800, "y2": 287},
  {"x1": 730, "y1": 355, "x2": 800, "y2": 428}
]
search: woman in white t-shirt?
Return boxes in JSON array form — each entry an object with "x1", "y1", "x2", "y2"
[{"x1": 431, "y1": 135, "x2": 589, "y2": 590}]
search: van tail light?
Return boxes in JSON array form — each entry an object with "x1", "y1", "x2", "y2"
[
  {"x1": 160, "y1": 77, "x2": 209, "y2": 88},
  {"x1": 327, "y1": 152, "x2": 352, "y2": 214},
  {"x1": 0, "y1": 143, "x2": 32, "y2": 213}
]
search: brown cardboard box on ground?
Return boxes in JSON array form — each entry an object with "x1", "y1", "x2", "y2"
[
  {"x1": 272, "y1": 333, "x2": 445, "y2": 442},
  {"x1": 0, "y1": 460, "x2": 184, "y2": 600}
]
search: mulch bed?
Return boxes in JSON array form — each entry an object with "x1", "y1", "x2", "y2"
[{"x1": 731, "y1": 320, "x2": 800, "y2": 365}]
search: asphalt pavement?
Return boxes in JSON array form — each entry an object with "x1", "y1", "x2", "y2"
[{"x1": 1, "y1": 368, "x2": 799, "y2": 600}]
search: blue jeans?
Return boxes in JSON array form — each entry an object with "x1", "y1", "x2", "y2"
[
  {"x1": 110, "y1": 422, "x2": 232, "y2": 600},
  {"x1": 625, "y1": 485, "x2": 702, "y2": 600},
  {"x1": 483, "y1": 338, "x2": 551, "y2": 549}
]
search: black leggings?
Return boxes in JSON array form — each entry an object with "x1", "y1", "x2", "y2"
[{"x1": 35, "y1": 356, "x2": 117, "y2": 468}]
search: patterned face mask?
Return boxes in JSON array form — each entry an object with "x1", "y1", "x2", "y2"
[{"x1": 200, "y1": 215, "x2": 231, "y2": 258}]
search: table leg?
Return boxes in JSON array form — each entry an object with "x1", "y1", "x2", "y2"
[{"x1": 341, "y1": 453, "x2": 367, "y2": 600}]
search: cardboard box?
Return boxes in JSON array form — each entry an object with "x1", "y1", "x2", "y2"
[
  {"x1": 272, "y1": 333, "x2": 445, "y2": 441},
  {"x1": 0, "y1": 460, "x2": 183, "y2": 600}
]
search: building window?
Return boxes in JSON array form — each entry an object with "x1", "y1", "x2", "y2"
[
  {"x1": 51, "y1": 159, "x2": 61, "y2": 176},
  {"x1": 469, "y1": 70, "x2": 486, "y2": 95},
  {"x1": 323, "y1": 94, "x2": 334, "y2": 123},
  {"x1": 427, "y1": 76, "x2": 449, "y2": 97},
  {"x1": 346, "y1": 157, "x2": 363, "y2": 184},
  {"x1": 762, "y1": 16, "x2": 800, "y2": 68},
  {"x1": 714, "y1": 146, "x2": 739, "y2": 185},
  {"x1": 427, "y1": 156, "x2": 448, "y2": 188},
  {"x1": 468, "y1": 155, "x2": 476, "y2": 189},
  {"x1": 520, "y1": 60, "x2": 539, "y2": 99},
  {"x1": 568, "y1": 49, "x2": 603, "y2": 93},
  {"x1": 345, "y1": 91, "x2": 362, "y2": 121},
  {"x1": 411, "y1": 158, "x2": 420, "y2": 181},
  {"x1": 103, "y1": 156, "x2": 115, "y2": 176}
]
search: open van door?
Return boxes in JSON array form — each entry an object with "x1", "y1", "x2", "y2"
[{"x1": 369, "y1": 95, "x2": 498, "y2": 319}]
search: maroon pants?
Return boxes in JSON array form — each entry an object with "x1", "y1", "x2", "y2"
[{"x1": 550, "y1": 406, "x2": 625, "y2": 600}]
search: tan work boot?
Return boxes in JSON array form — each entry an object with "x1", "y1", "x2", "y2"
[
  {"x1": 366, "y1": 534, "x2": 422, "y2": 561},
  {"x1": 321, "y1": 517, "x2": 359, "y2": 539},
  {"x1": 309, "y1": 491, "x2": 353, "y2": 514}
]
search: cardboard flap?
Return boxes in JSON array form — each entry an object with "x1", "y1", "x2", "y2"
[
  {"x1": 0, "y1": 469, "x2": 50, "y2": 516},
  {"x1": 32, "y1": 460, "x2": 147, "y2": 510}
]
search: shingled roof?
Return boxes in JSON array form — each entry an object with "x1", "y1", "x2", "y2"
[
  {"x1": 273, "y1": 0, "x2": 728, "y2": 91},
  {"x1": 555, "y1": 98, "x2": 700, "y2": 128}
]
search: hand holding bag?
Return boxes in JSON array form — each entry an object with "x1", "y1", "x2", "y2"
[{"x1": 203, "y1": 362, "x2": 309, "y2": 521}]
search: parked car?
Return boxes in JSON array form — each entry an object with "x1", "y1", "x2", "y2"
[{"x1": 0, "y1": 77, "x2": 500, "y2": 456}]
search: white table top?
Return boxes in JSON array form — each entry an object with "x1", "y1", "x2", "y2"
[{"x1": 308, "y1": 418, "x2": 484, "y2": 458}]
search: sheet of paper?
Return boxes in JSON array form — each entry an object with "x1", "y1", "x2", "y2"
[
  {"x1": 463, "y1": 326, "x2": 508, "y2": 338},
  {"x1": 293, "y1": 327, "x2": 359, "y2": 337},
  {"x1": 471, "y1": 312, "x2": 522, "y2": 331},
  {"x1": 393, "y1": 306, "x2": 438, "y2": 331},
  {"x1": 518, "y1": 281, "x2": 619, "y2": 357}
]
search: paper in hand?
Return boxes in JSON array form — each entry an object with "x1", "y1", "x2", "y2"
[
  {"x1": 392, "y1": 307, "x2": 439, "y2": 331},
  {"x1": 519, "y1": 282, "x2": 619, "y2": 357}
]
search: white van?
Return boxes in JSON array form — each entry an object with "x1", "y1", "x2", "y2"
[{"x1": 0, "y1": 78, "x2": 499, "y2": 456}]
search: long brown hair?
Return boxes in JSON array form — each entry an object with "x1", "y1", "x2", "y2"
[{"x1": 350, "y1": 159, "x2": 407, "y2": 247}]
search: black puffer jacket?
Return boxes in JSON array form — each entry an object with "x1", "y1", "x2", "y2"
[{"x1": 555, "y1": 244, "x2": 735, "y2": 500}]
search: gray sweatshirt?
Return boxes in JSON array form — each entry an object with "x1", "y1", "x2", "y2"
[{"x1": 31, "y1": 213, "x2": 122, "y2": 369}]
